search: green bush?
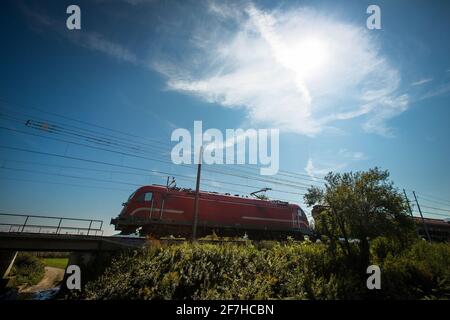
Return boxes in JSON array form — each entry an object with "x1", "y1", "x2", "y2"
[
  {"x1": 71, "y1": 242, "x2": 364, "y2": 300},
  {"x1": 11, "y1": 253, "x2": 45, "y2": 286},
  {"x1": 69, "y1": 240, "x2": 450, "y2": 300},
  {"x1": 370, "y1": 236, "x2": 403, "y2": 265},
  {"x1": 377, "y1": 240, "x2": 450, "y2": 299}
]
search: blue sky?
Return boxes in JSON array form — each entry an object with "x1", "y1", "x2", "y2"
[{"x1": 0, "y1": 0, "x2": 449, "y2": 235}]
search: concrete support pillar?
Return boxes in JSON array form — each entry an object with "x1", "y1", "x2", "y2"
[
  {"x1": 61, "y1": 251, "x2": 94, "y2": 288},
  {"x1": 0, "y1": 250, "x2": 18, "y2": 291},
  {"x1": 0, "y1": 250, "x2": 18, "y2": 279},
  {"x1": 60, "y1": 251, "x2": 114, "y2": 295}
]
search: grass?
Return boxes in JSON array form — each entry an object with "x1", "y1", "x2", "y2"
[{"x1": 41, "y1": 258, "x2": 69, "y2": 269}]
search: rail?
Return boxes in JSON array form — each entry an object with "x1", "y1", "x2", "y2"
[{"x1": 0, "y1": 212, "x2": 104, "y2": 236}]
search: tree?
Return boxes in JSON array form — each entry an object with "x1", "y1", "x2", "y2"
[{"x1": 304, "y1": 167, "x2": 416, "y2": 272}]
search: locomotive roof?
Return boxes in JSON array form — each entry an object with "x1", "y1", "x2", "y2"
[
  {"x1": 134, "y1": 185, "x2": 301, "y2": 209},
  {"x1": 413, "y1": 216, "x2": 450, "y2": 227}
]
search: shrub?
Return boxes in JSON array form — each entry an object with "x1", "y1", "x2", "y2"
[
  {"x1": 370, "y1": 236, "x2": 403, "y2": 265},
  {"x1": 69, "y1": 240, "x2": 450, "y2": 300},
  {"x1": 11, "y1": 253, "x2": 45, "y2": 286},
  {"x1": 72, "y1": 242, "x2": 361, "y2": 300},
  {"x1": 378, "y1": 241, "x2": 450, "y2": 299}
]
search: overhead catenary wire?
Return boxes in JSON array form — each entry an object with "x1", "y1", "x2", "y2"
[
  {"x1": 419, "y1": 205, "x2": 450, "y2": 213},
  {"x1": 0, "y1": 158, "x2": 306, "y2": 196},
  {"x1": 0, "y1": 98, "x2": 170, "y2": 147},
  {"x1": 0, "y1": 99, "x2": 326, "y2": 182},
  {"x1": 0, "y1": 143, "x2": 311, "y2": 198},
  {"x1": 0, "y1": 166, "x2": 301, "y2": 204},
  {"x1": 415, "y1": 195, "x2": 450, "y2": 207},
  {"x1": 0, "y1": 114, "x2": 322, "y2": 189},
  {"x1": 405, "y1": 188, "x2": 450, "y2": 207},
  {"x1": 2, "y1": 99, "x2": 449, "y2": 217},
  {"x1": 0, "y1": 176, "x2": 132, "y2": 192},
  {"x1": 0, "y1": 125, "x2": 319, "y2": 191},
  {"x1": 1, "y1": 147, "x2": 448, "y2": 218},
  {"x1": 420, "y1": 211, "x2": 450, "y2": 218},
  {"x1": 1, "y1": 144, "x2": 448, "y2": 216},
  {"x1": 1, "y1": 113, "x2": 320, "y2": 184}
]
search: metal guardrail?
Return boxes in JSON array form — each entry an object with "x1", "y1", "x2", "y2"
[{"x1": 0, "y1": 212, "x2": 104, "y2": 236}]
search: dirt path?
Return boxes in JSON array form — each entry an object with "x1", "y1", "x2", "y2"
[{"x1": 20, "y1": 267, "x2": 64, "y2": 293}]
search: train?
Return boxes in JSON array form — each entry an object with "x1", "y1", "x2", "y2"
[
  {"x1": 414, "y1": 217, "x2": 450, "y2": 242},
  {"x1": 311, "y1": 205, "x2": 450, "y2": 242},
  {"x1": 110, "y1": 185, "x2": 312, "y2": 240}
]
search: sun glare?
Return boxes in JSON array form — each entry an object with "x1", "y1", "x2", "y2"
[
  {"x1": 278, "y1": 37, "x2": 329, "y2": 80},
  {"x1": 291, "y1": 37, "x2": 329, "y2": 78}
]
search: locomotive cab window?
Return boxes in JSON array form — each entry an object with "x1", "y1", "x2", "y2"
[
  {"x1": 136, "y1": 192, "x2": 153, "y2": 202},
  {"x1": 144, "y1": 192, "x2": 153, "y2": 202},
  {"x1": 297, "y1": 209, "x2": 306, "y2": 218}
]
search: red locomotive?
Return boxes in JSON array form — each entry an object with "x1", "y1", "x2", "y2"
[{"x1": 111, "y1": 185, "x2": 312, "y2": 240}]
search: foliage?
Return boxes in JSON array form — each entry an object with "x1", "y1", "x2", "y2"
[
  {"x1": 304, "y1": 167, "x2": 417, "y2": 272},
  {"x1": 374, "y1": 240, "x2": 450, "y2": 299},
  {"x1": 68, "y1": 238, "x2": 450, "y2": 300},
  {"x1": 11, "y1": 253, "x2": 45, "y2": 286}
]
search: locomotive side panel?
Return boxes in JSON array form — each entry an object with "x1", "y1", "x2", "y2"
[
  {"x1": 202, "y1": 196, "x2": 294, "y2": 230},
  {"x1": 112, "y1": 185, "x2": 311, "y2": 238},
  {"x1": 161, "y1": 191, "x2": 298, "y2": 232}
]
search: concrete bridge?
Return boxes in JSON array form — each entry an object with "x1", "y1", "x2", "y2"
[
  {"x1": 0, "y1": 232, "x2": 146, "y2": 252},
  {"x1": 0, "y1": 213, "x2": 146, "y2": 288}
]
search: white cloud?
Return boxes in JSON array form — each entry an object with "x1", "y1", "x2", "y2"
[
  {"x1": 411, "y1": 78, "x2": 432, "y2": 86},
  {"x1": 155, "y1": 3, "x2": 408, "y2": 137},
  {"x1": 304, "y1": 158, "x2": 346, "y2": 179}
]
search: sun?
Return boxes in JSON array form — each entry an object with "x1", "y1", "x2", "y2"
[
  {"x1": 275, "y1": 35, "x2": 330, "y2": 82},
  {"x1": 292, "y1": 37, "x2": 330, "y2": 78}
]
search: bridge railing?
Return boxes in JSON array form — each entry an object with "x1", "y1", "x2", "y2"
[{"x1": 0, "y1": 212, "x2": 104, "y2": 236}]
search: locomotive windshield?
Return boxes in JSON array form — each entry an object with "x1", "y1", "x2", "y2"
[{"x1": 127, "y1": 191, "x2": 137, "y2": 201}]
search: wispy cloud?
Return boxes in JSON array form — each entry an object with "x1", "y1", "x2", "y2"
[
  {"x1": 305, "y1": 148, "x2": 367, "y2": 179},
  {"x1": 155, "y1": 3, "x2": 408, "y2": 137},
  {"x1": 93, "y1": 0, "x2": 156, "y2": 6},
  {"x1": 362, "y1": 94, "x2": 409, "y2": 137},
  {"x1": 338, "y1": 149, "x2": 367, "y2": 161},
  {"x1": 66, "y1": 32, "x2": 138, "y2": 64},
  {"x1": 421, "y1": 83, "x2": 450, "y2": 100},
  {"x1": 411, "y1": 78, "x2": 432, "y2": 86},
  {"x1": 18, "y1": 1, "x2": 138, "y2": 65}
]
